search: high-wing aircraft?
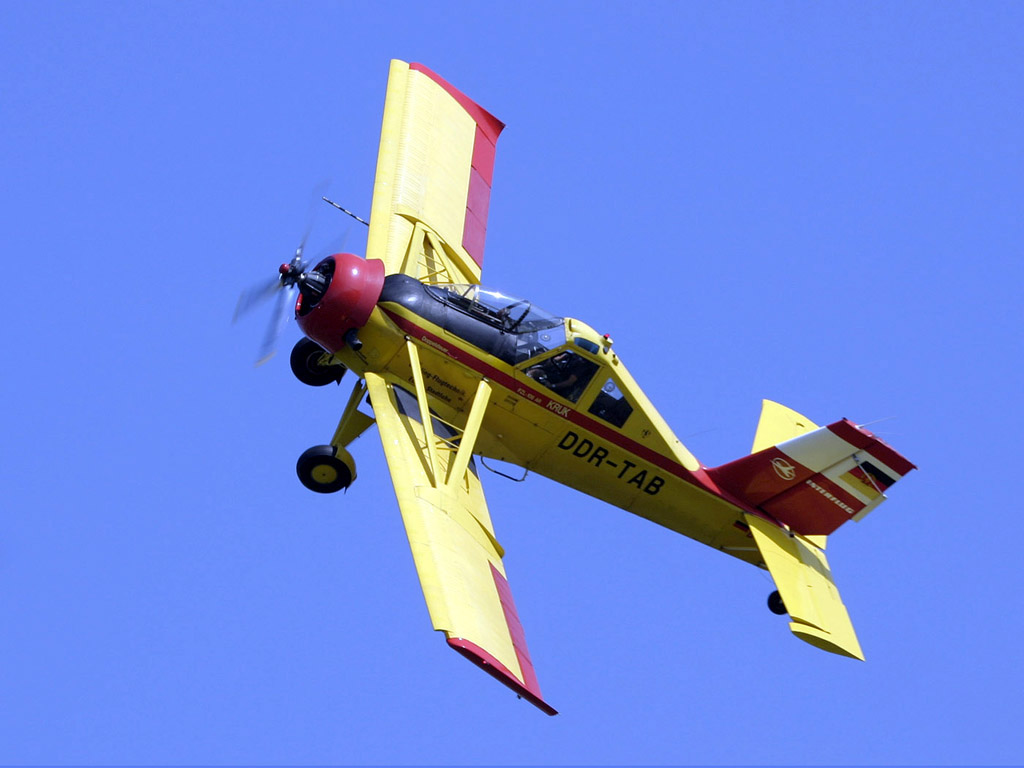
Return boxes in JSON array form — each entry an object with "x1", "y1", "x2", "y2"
[{"x1": 242, "y1": 60, "x2": 915, "y2": 715}]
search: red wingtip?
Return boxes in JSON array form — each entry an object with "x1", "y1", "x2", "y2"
[{"x1": 447, "y1": 637, "x2": 558, "y2": 716}]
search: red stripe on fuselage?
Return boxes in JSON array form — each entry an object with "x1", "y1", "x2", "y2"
[{"x1": 379, "y1": 306, "x2": 745, "y2": 508}]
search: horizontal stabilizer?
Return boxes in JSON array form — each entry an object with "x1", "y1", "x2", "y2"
[
  {"x1": 745, "y1": 513, "x2": 864, "y2": 659},
  {"x1": 711, "y1": 418, "x2": 915, "y2": 536}
]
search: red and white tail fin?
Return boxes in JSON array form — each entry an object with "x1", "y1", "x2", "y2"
[{"x1": 709, "y1": 401, "x2": 915, "y2": 536}]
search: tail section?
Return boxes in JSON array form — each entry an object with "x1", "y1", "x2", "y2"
[
  {"x1": 710, "y1": 401, "x2": 915, "y2": 536},
  {"x1": 712, "y1": 401, "x2": 915, "y2": 660}
]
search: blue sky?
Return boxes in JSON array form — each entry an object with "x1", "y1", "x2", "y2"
[{"x1": 2, "y1": 1, "x2": 1022, "y2": 764}]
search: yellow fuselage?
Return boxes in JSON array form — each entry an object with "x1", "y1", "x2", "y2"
[{"x1": 327, "y1": 283, "x2": 763, "y2": 568}]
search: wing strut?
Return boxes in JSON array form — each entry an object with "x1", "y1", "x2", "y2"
[
  {"x1": 447, "y1": 378, "x2": 491, "y2": 488},
  {"x1": 405, "y1": 339, "x2": 442, "y2": 485}
]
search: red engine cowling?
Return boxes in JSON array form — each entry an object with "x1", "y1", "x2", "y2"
[{"x1": 295, "y1": 253, "x2": 385, "y2": 353}]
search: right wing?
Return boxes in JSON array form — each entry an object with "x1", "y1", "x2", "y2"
[
  {"x1": 365, "y1": 60, "x2": 504, "y2": 285},
  {"x1": 364, "y1": 364, "x2": 555, "y2": 714}
]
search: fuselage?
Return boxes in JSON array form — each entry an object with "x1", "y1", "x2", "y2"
[{"x1": 315, "y1": 272, "x2": 764, "y2": 568}]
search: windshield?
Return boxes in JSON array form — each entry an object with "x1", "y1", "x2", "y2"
[{"x1": 426, "y1": 284, "x2": 563, "y2": 334}]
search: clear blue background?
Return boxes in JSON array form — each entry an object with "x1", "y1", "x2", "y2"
[{"x1": 2, "y1": 2, "x2": 1022, "y2": 764}]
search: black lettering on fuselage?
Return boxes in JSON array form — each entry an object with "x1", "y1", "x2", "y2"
[
  {"x1": 644, "y1": 476, "x2": 664, "y2": 495},
  {"x1": 627, "y1": 469, "x2": 647, "y2": 489},
  {"x1": 573, "y1": 439, "x2": 594, "y2": 458},
  {"x1": 558, "y1": 431, "x2": 579, "y2": 450},
  {"x1": 557, "y1": 431, "x2": 664, "y2": 497}
]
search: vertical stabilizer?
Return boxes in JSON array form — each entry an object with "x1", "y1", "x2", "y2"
[{"x1": 751, "y1": 400, "x2": 819, "y2": 453}]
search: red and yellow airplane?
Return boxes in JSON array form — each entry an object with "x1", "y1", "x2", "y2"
[{"x1": 247, "y1": 60, "x2": 915, "y2": 715}]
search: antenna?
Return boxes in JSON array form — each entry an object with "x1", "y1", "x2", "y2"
[
  {"x1": 322, "y1": 196, "x2": 369, "y2": 226},
  {"x1": 858, "y1": 416, "x2": 897, "y2": 429}
]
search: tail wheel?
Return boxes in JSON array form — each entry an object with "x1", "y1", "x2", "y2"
[
  {"x1": 767, "y1": 590, "x2": 787, "y2": 615},
  {"x1": 296, "y1": 445, "x2": 355, "y2": 493},
  {"x1": 290, "y1": 338, "x2": 346, "y2": 387}
]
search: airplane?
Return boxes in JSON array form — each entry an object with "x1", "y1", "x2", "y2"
[{"x1": 240, "y1": 60, "x2": 916, "y2": 716}]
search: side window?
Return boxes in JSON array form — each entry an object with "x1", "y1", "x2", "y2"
[
  {"x1": 588, "y1": 377, "x2": 633, "y2": 427},
  {"x1": 523, "y1": 350, "x2": 598, "y2": 403}
]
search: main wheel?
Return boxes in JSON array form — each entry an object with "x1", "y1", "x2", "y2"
[
  {"x1": 767, "y1": 590, "x2": 787, "y2": 615},
  {"x1": 296, "y1": 445, "x2": 355, "y2": 493},
  {"x1": 290, "y1": 338, "x2": 346, "y2": 387}
]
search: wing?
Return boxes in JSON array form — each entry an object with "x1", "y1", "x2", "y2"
[
  {"x1": 364, "y1": 362, "x2": 556, "y2": 715},
  {"x1": 365, "y1": 60, "x2": 504, "y2": 285},
  {"x1": 744, "y1": 512, "x2": 864, "y2": 660}
]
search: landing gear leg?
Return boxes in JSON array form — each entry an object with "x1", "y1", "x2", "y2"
[{"x1": 295, "y1": 379, "x2": 374, "y2": 495}]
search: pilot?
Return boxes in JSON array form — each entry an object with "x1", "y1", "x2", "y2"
[{"x1": 526, "y1": 352, "x2": 585, "y2": 399}]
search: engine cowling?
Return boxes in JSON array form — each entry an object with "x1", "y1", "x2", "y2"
[{"x1": 295, "y1": 253, "x2": 385, "y2": 353}]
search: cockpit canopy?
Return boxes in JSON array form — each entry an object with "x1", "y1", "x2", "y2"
[
  {"x1": 424, "y1": 283, "x2": 566, "y2": 363},
  {"x1": 425, "y1": 284, "x2": 562, "y2": 334}
]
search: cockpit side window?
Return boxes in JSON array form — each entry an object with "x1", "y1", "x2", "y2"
[
  {"x1": 523, "y1": 350, "x2": 598, "y2": 403},
  {"x1": 588, "y1": 377, "x2": 633, "y2": 427}
]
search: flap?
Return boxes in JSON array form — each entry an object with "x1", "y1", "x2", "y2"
[
  {"x1": 744, "y1": 513, "x2": 864, "y2": 660},
  {"x1": 365, "y1": 372, "x2": 555, "y2": 715}
]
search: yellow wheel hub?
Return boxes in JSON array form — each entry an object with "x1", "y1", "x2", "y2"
[{"x1": 311, "y1": 464, "x2": 339, "y2": 484}]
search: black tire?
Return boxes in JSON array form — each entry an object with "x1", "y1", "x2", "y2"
[
  {"x1": 767, "y1": 590, "x2": 787, "y2": 615},
  {"x1": 290, "y1": 338, "x2": 345, "y2": 387},
  {"x1": 296, "y1": 445, "x2": 353, "y2": 493}
]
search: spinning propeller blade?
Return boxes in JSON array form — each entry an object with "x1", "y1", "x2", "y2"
[
  {"x1": 236, "y1": 186, "x2": 354, "y2": 366},
  {"x1": 256, "y1": 283, "x2": 298, "y2": 366}
]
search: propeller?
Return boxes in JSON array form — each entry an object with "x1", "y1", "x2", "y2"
[
  {"x1": 233, "y1": 243, "x2": 308, "y2": 366},
  {"x1": 234, "y1": 187, "x2": 366, "y2": 366}
]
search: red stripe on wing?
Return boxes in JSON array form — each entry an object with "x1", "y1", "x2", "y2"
[
  {"x1": 444, "y1": 563, "x2": 555, "y2": 714},
  {"x1": 447, "y1": 637, "x2": 557, "y2": 716},
  {"x1": 489, "y1": 563, "x2": 542, "y2": 696}
]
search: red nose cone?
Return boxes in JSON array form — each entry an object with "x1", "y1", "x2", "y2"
[{"x1": 295, "y1": 253, "x2": 385, "y2": 353}]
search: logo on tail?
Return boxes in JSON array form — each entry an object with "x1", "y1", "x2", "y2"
[{"x1": 771, "y1": 457, "x2": 797, "y2": 480}]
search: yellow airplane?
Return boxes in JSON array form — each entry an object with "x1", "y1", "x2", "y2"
[{"x1": 247, "y1": 60, "x2": 915, "y2": 716}]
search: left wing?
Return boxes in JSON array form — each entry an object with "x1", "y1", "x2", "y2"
[
  {"x1": 364, "y1": 360, "x2": 555, "y2": 715},
  {"x1": 364, "y1": 60, "x2": 504, "y2": 285}
]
